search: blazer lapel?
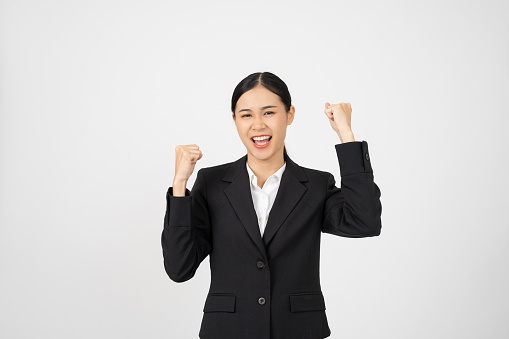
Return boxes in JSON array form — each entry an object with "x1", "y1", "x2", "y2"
[
  {"x1": 222, "y1": 152, "x2": 309, "y2": 258},
  {"x1": 223, "y1": 154, "x2": 268, "y2": 259},
  {"x1": 263, "y1": 152, "x2": 308, "y2": 246}
]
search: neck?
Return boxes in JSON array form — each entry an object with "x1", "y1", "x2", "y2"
[{"x1": 247, "y1": 147, "x2": 286, "y2": 179}]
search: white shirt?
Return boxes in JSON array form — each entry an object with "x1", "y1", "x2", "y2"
[{"x1": 246, "y1": 160, "x2": 287, "y2": 237}]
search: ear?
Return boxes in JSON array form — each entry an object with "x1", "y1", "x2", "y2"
[
  {"x1": 232, "y1": 113, "x2": 236, "y2": 122},
  {"x1": 287, "y1": 105, "x2": 295, "y2": 125}
]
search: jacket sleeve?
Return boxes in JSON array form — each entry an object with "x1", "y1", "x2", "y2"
[
  {"x1": 161, "y1": 168, "x2": 212, "y2": 282},
  {"x1": 322, "y1": 140, "x2": 382, "y2": 237}
]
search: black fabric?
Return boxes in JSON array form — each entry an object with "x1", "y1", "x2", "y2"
[{"x1": 161, "y1": 141, "x2": 382, "y2": 339}]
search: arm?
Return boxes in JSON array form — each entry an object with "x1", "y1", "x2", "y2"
[
  {"x1": 322, "y1": 141, "x2": 382, "y2": 237},
  {"x1": 161, "y1": 168, "x2": 212, "y2": 282}
]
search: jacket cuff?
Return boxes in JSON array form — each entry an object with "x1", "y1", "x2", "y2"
[
  {"x1": 166, "y1": 187, "x2": 192, "y2": 227},
  {"x1": 335, "y1": 140, "x2": 373, "y2": 176}
]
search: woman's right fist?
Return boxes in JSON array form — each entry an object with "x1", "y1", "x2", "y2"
[{"x1": 174, "y1": 144, "x2": 203, "y2": 183}]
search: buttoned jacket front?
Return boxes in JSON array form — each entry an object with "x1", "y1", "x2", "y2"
[{"x1": 162, "y1": 141, "x2": 382, "y2": 339}]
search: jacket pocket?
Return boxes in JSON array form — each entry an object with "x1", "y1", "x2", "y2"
[
  {"x1": 203, "y1": 293, "x2": 236, "y2": 313},
  {"x1": 289, "y1": 291, "x2": 326, "y2": 312}
]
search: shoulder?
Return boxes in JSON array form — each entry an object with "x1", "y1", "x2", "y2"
[
  {"x1": 292, "y1": 161, "x2": 334, "y2": 184},
  {"x1": 197, "y1": 159, "x2": 237, "y2": 179},
  {"x1": 301, "y1": 166, "x2": 332, "y2": 179}
]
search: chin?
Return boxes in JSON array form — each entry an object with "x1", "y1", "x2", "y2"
[{"x1": 249, "y1": 147, "x2": 281, "y2": 161}]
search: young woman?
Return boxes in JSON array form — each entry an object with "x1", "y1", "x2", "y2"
[{"x1": 162, "y1": 71, "x2": 382, "y2": 339}]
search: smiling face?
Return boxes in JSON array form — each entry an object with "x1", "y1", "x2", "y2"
[{"x1": 232, "y1": 84, "x2": 295, "y2": 164}]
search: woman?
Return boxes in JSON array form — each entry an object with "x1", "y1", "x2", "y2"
[{"x1": 162, "y1": 71, "x2": 382, "y2": 339}]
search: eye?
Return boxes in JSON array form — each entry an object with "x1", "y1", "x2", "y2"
[
  {"x1": 264, "y1": 111, "x2": 274, "y2": 115},
  {"x1": 241, "y1": 114, "x2": 251, "y2": 118}
]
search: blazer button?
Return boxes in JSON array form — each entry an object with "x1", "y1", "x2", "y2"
[
  {"x1": 258, "y1": 297, "x2": 266, "y2": 305},
  {"x1": 365, "y1": 153, "x2": 370, "y2": 161},
  {"x1": 257, "y1": 261, "x2": 264, "y2": 269}
]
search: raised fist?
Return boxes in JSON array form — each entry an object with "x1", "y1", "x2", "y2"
[{"x1": 174, "y1": 144, "x2": 203, "y2": 183}]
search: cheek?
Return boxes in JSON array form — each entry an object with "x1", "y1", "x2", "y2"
[
  {"x1": 237, "y1": 126, "x2": 250, "y2": 140},
  {"x1": 273, "y1": 121, "x2": 287, "y2": 136},
  {"x1": 234, "y1": 123, "x2": 247, "y2": 135}
]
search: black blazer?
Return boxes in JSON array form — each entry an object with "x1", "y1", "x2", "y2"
[{"x1": 162, "y1": 141, "x2": 382, "y2": 339}]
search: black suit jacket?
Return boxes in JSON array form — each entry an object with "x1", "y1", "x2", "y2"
[{"x1": 162, "y1": 141, "x2": 382, "y2": 339}]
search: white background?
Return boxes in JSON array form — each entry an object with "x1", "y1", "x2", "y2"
[{"x1": 1, "y1": 0, "x2": 508, "y2": 338}]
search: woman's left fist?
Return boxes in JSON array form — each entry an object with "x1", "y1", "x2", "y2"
[{"x1": 324, "y1": 102, "x2": 355, "y2": 142}]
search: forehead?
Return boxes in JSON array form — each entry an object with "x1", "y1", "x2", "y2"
[{"x1": 236, "y1": 86, "x2": 282, "y2": 111}]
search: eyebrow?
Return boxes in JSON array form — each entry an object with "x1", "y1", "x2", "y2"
[{"x1": 238, "y1": 105, "x2": 278, "y2": 113}]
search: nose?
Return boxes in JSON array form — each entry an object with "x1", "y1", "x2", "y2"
[{"x1": 252, "y1": 114, "x2": 266, "y2": 130}]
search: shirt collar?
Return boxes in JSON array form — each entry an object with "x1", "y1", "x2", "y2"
[{"x1": 246, "y1": 160, "x2": 287, "y2": 187}]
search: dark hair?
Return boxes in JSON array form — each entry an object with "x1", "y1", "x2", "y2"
[{"x1": 231, "y1": 72, "x2": 292, "y2": 155}]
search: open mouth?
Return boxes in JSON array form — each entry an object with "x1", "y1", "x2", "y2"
[{"x1": 251, "y1": 136, "x2": 272, "y2": 148}]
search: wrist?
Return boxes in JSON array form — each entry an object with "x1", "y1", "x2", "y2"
[
  {"x1": 172, "y1": 179, "x2": 188, "y2": 197},
  {"x1": 338, "y1": 130, "x2": 355, "y2": 143},
  {"x1": 173, "y1": 177, "x2": 187, "y2": 183}
]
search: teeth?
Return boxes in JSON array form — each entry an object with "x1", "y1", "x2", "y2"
[{"x1": 253, "y1": 136, "x2": 271, "y2": 141}]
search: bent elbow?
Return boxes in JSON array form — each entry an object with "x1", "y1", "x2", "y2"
[
  {"x1": 359, "y1": 216, "x2": 382, "y2": 237},
  {"x1": 164, "y1": 261, "x2": 196, "y2": 283},
  {"x1": 362, "y1": 225, "x2": 381, "y2": 237},
  {"x1": 329, "y1": 215, "x2": 382, "y2": 238}
]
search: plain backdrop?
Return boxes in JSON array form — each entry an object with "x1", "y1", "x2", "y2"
[{"x1": 1, "y1": 0, "x2": 508, "y2": 338}]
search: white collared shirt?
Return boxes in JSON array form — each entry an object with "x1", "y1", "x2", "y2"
[{"x1": 246, "y1": 160, "x2": 287, "y2": 237}]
